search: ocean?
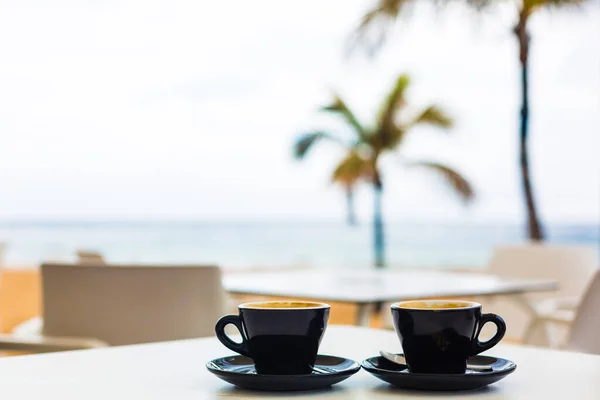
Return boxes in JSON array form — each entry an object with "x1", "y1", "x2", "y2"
[{"x1": 0, "y1": 221, "x2": 597, "y2": 269}]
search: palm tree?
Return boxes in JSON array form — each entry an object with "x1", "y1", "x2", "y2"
[
  {"x1": 331, "y1": 151, "x2": 368, "y2": 226},
  {"x1": 349, "y1": 0, "x2": 586, "y2": 241},
  {"x1": 294, "y1": 73, "x2": 474, "y2": 267}
]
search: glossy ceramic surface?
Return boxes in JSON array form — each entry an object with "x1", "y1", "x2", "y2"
[
  {"x1": 391, "y1": 300, "x2": 506, "y2": 373},
  {"x1": 362, "y1": 354, "x2": 516, "y2": 391},
  {"x1": 207, "y1": 354, "x2": 360, "y2": 391},
  {"x1": 215, "y1": 301, "x2": 330, "y2": 374}
]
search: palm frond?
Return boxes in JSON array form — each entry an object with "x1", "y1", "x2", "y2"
[
  {"x1": 409, "y1": 105, "x2": 454, "y2": 129},
  {"x1": 347, "y1": 0, "x2": 413, "y2": 56},
  {"x1": 321, "y1": 94, "x2": 367, "y2": 139},
  {"x1": 454, "y1": 0, "x2": 497, "y2": 10},
  {"x1": 406, "y1": 161, "x2": 475, "y2": 204},
  {"x1": 348, "y1": 0, "x2": 499, "y2": 56},
  {"x1": 377, "y1": 74, "x2": 411, "y2": 143},
  {"x1": 380, "y1": 125, "x2": 407, "y2": 150},
  {"x1": 331, "y1": 152, "x2": 372, "y2": 186},
  {"x1": 293, "y1": 132, "x2": 345, "y2": 159},
  {"x1": 524, "y1": 0, "x2": 586, "y2": 12}
]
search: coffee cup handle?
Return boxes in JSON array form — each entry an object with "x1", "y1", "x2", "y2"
[
  {"x1": 215, "y1": 315, "x2": 250, "y2": 357},
  {"x1": 471, "y1": 313, "x2": 507, "y2": 356}
]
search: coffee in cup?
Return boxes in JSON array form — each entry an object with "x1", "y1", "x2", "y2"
[
  {"x1": 215, "y1": 301, "x2": 330, "y2": 375},
  {"x1": 391, "y1": 300, "x2": 506, "y2": 374}
]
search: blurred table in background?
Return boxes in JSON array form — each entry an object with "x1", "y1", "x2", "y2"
[
  {"x1": 224, "y1": 269, "x2": 558, "y2": 326},
  {"x1": 0, "y1": 266, "x2": 558, "y2": 343}
]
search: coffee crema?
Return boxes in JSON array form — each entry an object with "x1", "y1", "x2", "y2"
[
  {"x1": 393, "y1": 300, "x2": 479, "y2": 310},
  {"x1": 240, "y1": 301, "x2": 330, "y2": 310}
]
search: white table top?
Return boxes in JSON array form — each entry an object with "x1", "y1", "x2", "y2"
[
  {"x1": 223, "y1": 269, "x2": 557, "y2": 303},
  {"x1": 0, "y1": 325, "x2": 598, "y2": 399}
]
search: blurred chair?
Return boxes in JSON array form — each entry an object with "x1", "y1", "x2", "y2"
[
  {"x1": 0, "y1": 245, "x2": 103, "y2": 353},
  {"x1": 483, "y1": 244, "x2": 598, "y2": 347},
  {"x1": 565, "y1": 270, "x2": 600, "y2": 355},
  {"x1": 76, "y1": 250, "x2": 106, "y2": 265},
  {"x1": 535, "y1": 270, "x2": 600, "y2": 354},
  {"x1": 12, "y1": 263, "x2": 227, "y2": 350}
]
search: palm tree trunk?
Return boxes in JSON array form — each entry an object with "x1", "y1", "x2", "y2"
[
  {"x1": 373, "y1": 172, "x2": 385, "y2": 268},
  {"x1": 345, "y1": 188, "x2": 357, "y2": 226},
  {"x1": 515, "y1": 16, "x2": 544, "y2": 241}
]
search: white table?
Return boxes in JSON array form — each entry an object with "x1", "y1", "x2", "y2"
[
  {"x1": 223, "y1": 270, "x2": 557, "y2": 326},
  {"x1": 0, "y1": 325, "x2": 598, "y2": 399}
]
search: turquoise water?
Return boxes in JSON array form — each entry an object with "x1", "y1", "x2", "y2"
[{"x1": 0, "y1": 221, "x2": 597, "y2": 269}]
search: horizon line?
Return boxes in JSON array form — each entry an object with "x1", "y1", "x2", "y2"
[{"x1": 0, "y1": 218, "x2": 597, "y2": 227}]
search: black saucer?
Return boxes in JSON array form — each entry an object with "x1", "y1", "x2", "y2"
[
  {"x1": 206, "y1": 354, "x2": 360, "y2": 391},
  {"x1": 361, "y1": 354, "x2": 516, "y2": 391}
]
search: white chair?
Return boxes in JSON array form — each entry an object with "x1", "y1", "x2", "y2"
[
  {"x1": 76, "y1": 250, "x2": 106, "y2": 265},
  {"x1": 0, "y1": 246, "x2": 104, "y2": 353},
  {"x1": 484, "y1": 244, "x2": 598, "y2": 347},
  {"x1": 12, "y1": 263, "x2": 227, "y2": 349},
  {"x1": 566, "y1": 271, "x2": 600, "y2": 355}
]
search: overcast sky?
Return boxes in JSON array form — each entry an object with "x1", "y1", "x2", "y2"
[{"x1": 0, "y1": 0, "x2": 598, "y2": 224}]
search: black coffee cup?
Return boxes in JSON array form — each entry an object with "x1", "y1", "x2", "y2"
[
  {"x1": 215, "y1": 301, "x2": 330, "y2": 375},
  {"x1": 391, "y1": 300, "x2": 506, "y2": 374}
]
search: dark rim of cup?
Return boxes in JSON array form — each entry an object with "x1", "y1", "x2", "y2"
[
  {"x1": 391, "y1": 300, "x2": 481, "y2": 312},
  {"x1": 239, "y1": 301, "x2": 330, "y2": 310}
]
